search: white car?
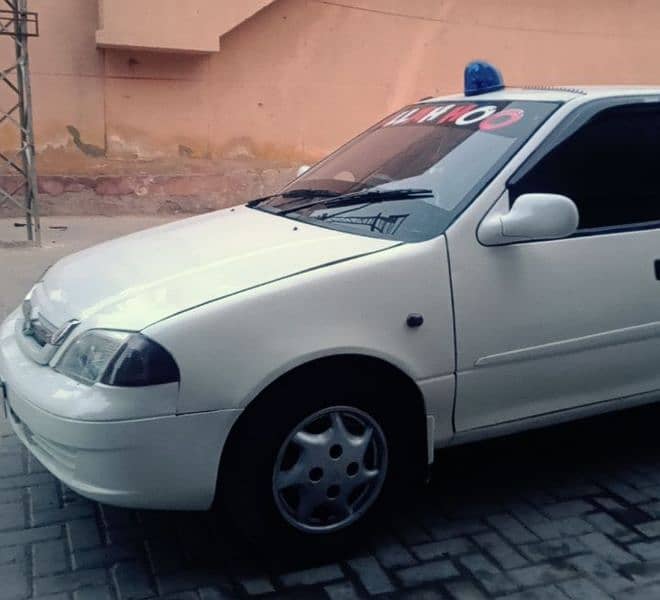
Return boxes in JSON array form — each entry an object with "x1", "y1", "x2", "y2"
[{"x1": 2, "y1": 62, "x2": 660, "y2": 549}]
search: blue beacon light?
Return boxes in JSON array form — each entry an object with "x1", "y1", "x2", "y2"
[{"x1": 464, "y1": 61, "x2": 504, "y2": 96}]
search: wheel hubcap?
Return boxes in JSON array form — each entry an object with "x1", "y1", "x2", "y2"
[{"x1": 272, "y1": 406, "x2": 388, "y2": 533}]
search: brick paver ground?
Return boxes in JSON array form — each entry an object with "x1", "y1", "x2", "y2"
[
  {"x1": 3, "y1": 401, "x2": 660, "y2": 599},
  {"x1": 4, "y1": 218, "x2": 660, "y2": 598}
]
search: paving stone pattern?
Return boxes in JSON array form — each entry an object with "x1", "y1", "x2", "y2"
[{"x1": 4, "y1": 396, "x2": 660, "y2": 598}]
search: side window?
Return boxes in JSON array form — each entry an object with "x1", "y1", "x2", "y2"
[{"x1": 509, "y1": 104, "x2": 660, "y2": 232}]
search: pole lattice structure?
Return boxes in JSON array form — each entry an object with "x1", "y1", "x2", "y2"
[{"x1": 0, "y1": 0, "x2": 39, "y2": 245}]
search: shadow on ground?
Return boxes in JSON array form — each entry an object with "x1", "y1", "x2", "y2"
[{"x1": 107, "y1": 401, "x2": 660, "y2": 595}]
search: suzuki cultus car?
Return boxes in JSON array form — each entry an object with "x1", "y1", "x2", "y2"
[{"x1": 3, "y1": 62, "x2": 660, "y2": 549}]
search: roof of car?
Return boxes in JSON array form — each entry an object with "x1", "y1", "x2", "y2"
[{"x1": 417, "y1": 86, "x2": 660, "y2": 104}]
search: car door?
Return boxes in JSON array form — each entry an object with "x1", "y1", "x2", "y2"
[{"x1": 447, "y1": 99, "x2": 660, "y2": 431}]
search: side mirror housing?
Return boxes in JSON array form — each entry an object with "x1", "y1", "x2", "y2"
[
  {"x1": 478, "y1": 193, "x2": 579, "y2": 246},
  {"x1": 296, "y1": 165, "x2": 311, "y2": 178}
]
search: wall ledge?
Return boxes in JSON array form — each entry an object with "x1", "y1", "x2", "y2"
[{"x1": 96, "y1": 0, "x2": 275, "y2": 54}]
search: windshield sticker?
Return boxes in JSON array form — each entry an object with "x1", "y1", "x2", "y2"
[
  {"x1": 382, "y1": 103, "x2": 525, "y2": 131},
  {"x1": 478, "y1": 108, "x2": 524, "y2": 130}
]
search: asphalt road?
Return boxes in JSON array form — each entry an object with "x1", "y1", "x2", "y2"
[{"x1": 3, "y1": 216, "x2": 660, "y2": 599}]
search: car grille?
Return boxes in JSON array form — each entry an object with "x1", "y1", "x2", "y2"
[{"x1": 17, "y1": 296, "x2": 77, "y2": 366}]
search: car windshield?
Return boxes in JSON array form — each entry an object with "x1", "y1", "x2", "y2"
[{"x1": 252, "y1": 100, "x2": 559, "y2": 242}]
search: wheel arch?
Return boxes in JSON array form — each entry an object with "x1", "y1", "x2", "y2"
[{"x1": 219, "y1": 353, "x2": 429, "y2": 482}]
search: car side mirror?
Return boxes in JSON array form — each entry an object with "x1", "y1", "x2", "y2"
[
  {"x1": 478, "y1": 193, "x2": 579, "y2": 246},
  {"x1": 296, "y1": 165, "x2": 311, "y2": 178}
]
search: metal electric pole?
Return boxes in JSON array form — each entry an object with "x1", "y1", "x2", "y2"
[{"x1": 0, "y1": 0, "x2": 39, "y2": 245}]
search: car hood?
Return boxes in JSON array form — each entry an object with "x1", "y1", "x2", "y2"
[{"x1": 32, "y1": 206, "x2": 399, "y2": 331}]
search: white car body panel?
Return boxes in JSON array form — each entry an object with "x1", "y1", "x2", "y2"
[
  {"x1": 144, "y1": 235, "x2": 456, "y2": 433},
  {"x1": 0, "y1": 310, "x2": 240, "y2": 509},
  {"x1": 2, "y1": 309, "x2": 179, "y2": 421},
  {"x1": 36, "y1": 206, "x2": 397, "y2": 331},
  {"x1": 443, "y1": 92, "x2": 660, "y2": 432},
  {"x1": 0, "y1": 209, "x2": 456, "y2": 509},
  {"x1": 450, "y1": 191, "x2": 660, "y2": 431}
]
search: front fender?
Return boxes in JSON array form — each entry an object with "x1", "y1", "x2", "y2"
[{"x1": 144, "y1": 235, "x2": 455, "y2": 415}]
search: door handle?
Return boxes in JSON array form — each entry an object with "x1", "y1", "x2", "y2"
[{"x1": 655, "y1": 259, "x2": 660, "y2": 280}]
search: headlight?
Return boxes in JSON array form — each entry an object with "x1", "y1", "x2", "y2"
[
  {"x1": 56, "y1": 330, "x2": 128, "y2": 385},
  {"x1": 55, "y1": 330, "x2": 179, "y2": 387},
  {"x1": 101, "y1": 333, "x2": 180, "y2": 387}
]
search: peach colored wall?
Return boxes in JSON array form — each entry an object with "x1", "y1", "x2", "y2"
[
  {"x1": 4, "y1": 0, "x2": 660, "y2": 166},
  {"x1": 0, "y1": 0, "x2": 104, "y2": 156}
]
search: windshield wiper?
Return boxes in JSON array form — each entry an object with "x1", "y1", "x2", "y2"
[
  {"x1": 247, "y1": 188, "x2": 339, "y2": 208},
  {"x1": 279, "y1": 188, "x2": 434, "y2": 215},
  {"x1": 329, "y1": 188, "x2": 433, "y2": 205}
]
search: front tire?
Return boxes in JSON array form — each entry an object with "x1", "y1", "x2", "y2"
[{"x1": 217, "y1": 366, "x2": 422, "y2": 557}]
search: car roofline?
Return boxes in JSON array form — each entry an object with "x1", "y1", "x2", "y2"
[{"x1": 414, "y1": 86, "x2": 660, "y2": 105}]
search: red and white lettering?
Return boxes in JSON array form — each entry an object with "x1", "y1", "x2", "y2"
[
  {"x1": 382, "y1": 104, "x2": 526, "y2": 130},
  {"x1": 479, "y1": 108, "x2": 525, "y2": 131},
  {"x1": 383, "y1": 108, "x2": 421, "y2": 127},
  {"x1": 455, "y1": 105, "x2": 498, "y2": 125},
  {"x1": 415, "y1": 104, "x2": 456, "y2": 124},
  {"x1": 437, "y1": 104, "x2": 478, "y2": 124},
  {"x1": 408, "y1": 105, "x2": 443, "y2": 124}
]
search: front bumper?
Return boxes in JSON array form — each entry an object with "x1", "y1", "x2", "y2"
[{"x1": 0, "y1": 310, "x2": 242, "y2": 510}]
